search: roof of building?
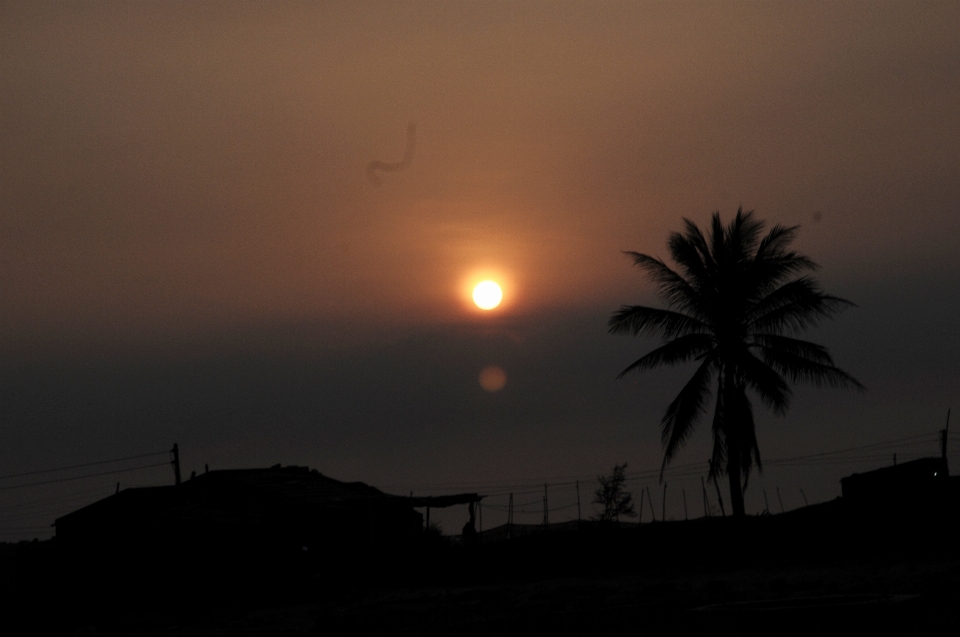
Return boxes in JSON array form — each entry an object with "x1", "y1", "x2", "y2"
[{"x1": 55, "y1": 464, "x2": 481, "y2": 528}]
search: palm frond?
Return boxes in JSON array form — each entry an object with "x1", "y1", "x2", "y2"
[
  {"x1": 748, "y1": 253, "x2": 820, "y2": 295},
  {"x1": 659, "y1": 357, "x2": 716, "y2": 478},
  {"x1": 623, "y1": 252, "x2": 701, "y2": 314},
  {"x1": 736, "y1": 351, "x2": 792, "y2": 415},
  {"x1": 726, "y1": 208, "x2": 763, "y2": 258},
  {"x1": 710, "y1": 213, "x2": 727, "y2": 265},
  {"x1": 669, "y1": 230, "x2": 712, "y2": 291},
  {"x1": 608, "y1": 305, "x2": 707, "y2": 339},
  {"x1": 749, "y1": 334, "x2": 835, "y2": 365},
  {"x1": 759, "y1": 347, "x2": 865, "y2": 391},
  {"x1": 748, "y1": 277, "x2": 854, "y2": 333},
  {"x1": 755, "y1": 223, "x2": 799, "y2": 258},
  {"x1": 616, "y1": 334, "x2": 715, "y2": 378}
]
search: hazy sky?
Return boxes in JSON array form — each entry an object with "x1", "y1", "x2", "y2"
[{"x1": 2, "y1": 2, "x2": 959, "y2": 539}]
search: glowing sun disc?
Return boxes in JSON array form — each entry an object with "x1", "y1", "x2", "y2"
[{"x1": 472, "y1": 281, "x2": 503, "y2": 310}]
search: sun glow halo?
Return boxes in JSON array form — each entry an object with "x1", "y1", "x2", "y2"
[{"x1": 472, "y1": 281, "x2": 503, "y2": 310}]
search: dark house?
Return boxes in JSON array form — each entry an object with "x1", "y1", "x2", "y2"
[
  {"x1": 55, "y1": 465, "x2": 479, "y2": 568},
  {"x1": 840, "y1": 457, "x2": 957, "y2": 518}
]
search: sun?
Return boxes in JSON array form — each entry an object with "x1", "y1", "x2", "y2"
[{"x1": 472, "y1": 281, "x2": 503, "y2": 310}]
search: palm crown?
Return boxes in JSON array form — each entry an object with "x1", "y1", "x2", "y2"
[{"x1": 609, "y1": 209, "x2": 863, "y2": 516}]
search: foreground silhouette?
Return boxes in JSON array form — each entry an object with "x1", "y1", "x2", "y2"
[{"x1": 609, "y1": 209, "x2": 863, "y2": 516}]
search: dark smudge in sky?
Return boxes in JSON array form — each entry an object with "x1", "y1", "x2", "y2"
[{"x1": 366, "y1": 122, "x2": 417, "y2": 185}]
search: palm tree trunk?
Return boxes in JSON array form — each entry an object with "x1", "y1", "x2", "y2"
[
  {"x1": 718, "y1": 370, "x2": 747, "y2": 518},
  {"x1": 727, "y1": 451, "x2": 745, "y2": 517}
]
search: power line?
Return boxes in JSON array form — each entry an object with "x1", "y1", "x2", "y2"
[
  {"x1": 0, "y1": 462, "x2": 171, "y2": 492},
  {"x1": 0, "y1": 450, "x2": 170, "y2": 482}
]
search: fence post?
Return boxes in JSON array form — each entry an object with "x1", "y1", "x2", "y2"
[
  {"x1": 712, "y1": 477, "x2": 726, "y2": 517},
  {"x1": 171, "y1": 443, "x2": 181, "y2": 486},
  {"x1": 543, "y1": 484, "x2": 549, "y2": 527}
]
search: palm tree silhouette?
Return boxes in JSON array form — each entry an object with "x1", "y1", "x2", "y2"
[{"x1": 609, "y1": 209, "x2": 863, "y2": 517}]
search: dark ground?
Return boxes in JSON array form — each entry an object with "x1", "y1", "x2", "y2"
[{"x1": 3, "y1": 514, "x2": 960, "y2": 636}]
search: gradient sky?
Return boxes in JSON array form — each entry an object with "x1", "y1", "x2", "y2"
[{"x1": 2, "y1": 2, "x2": 959, "y2": 539}]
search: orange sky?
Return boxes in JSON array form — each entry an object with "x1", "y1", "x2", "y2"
[{"x1": 4, "y1": 2, "x2": 959, "y2": 354}]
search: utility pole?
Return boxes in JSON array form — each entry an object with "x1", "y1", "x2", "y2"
[
  {"x1": 171, "y1": 443, "x2": 181, "y2": 486},
  {"x1": 701, "y1": 477, "x2": 710, "y2": 517},
  {"x1": 942, "y1": 409, "x2": 951, "y2": 473}
]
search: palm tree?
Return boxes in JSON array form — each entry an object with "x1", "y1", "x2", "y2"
[{"x1": 609, "y1": 209, "x2": 863, "y2": 517}]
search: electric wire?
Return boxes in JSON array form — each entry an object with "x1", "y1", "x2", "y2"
[{"x1": 0, "y1": 450, "x2": 170, "y2": 482}]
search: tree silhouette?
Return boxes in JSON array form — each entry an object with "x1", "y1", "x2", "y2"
[
  {"x1": 594, "y1": 463, "x2": 636, "y2": 522},
  {"x1": 609, "y1": 209, "x2": 863, "y2": 517}
]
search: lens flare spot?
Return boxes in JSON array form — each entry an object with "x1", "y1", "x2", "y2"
[
  {"x1": 472, "y1": 281, "x2": 503, "y2": 310},
  {"x1": 478, "y1": 365, "x2": 507, "y2": 392}
]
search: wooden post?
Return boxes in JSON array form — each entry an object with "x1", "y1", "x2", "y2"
[
  {"x1": 682, "y1": 487, "x2": 688, "y2": 521},
  {"x1": 776, "y1": 486, "x2": 785, "y2": 514},
  {"x1": 713, "y1": 478, "x2": 726, "y2": 517},
  {"x1": 662, "y1": 483, "x2": 667, "y2": 522},
  {"x1": 800, "y1": 488, "x2": 809, "y2": 507},
  {"x1": 543, "y1": 484, "x2": 549, "y2": 527},
  {"x1": 701, "y1": 477, "x2": 709, "y2": 517},
  {"x1": 171, "y1": 443, "x2": 181, "y2": 486},
  {"x1": 646, "y1": 486, "x2": 656, "y2": 522}
]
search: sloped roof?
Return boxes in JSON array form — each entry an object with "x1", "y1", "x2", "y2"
[{"x1": 55, "y1": 465, "x2": 480, "y2": 528}]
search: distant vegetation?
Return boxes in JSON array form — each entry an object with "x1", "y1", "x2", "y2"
[
  {"x1": 593, "y1": 463, "x2": 636, "y2": 522},
  {"x1": 610, "y1": 209, "x2": 863, "y2": 517}
]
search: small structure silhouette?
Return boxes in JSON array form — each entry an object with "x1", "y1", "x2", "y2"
[{"x1": 55, "y1": 465, "x2": 480, "y2": 569}]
